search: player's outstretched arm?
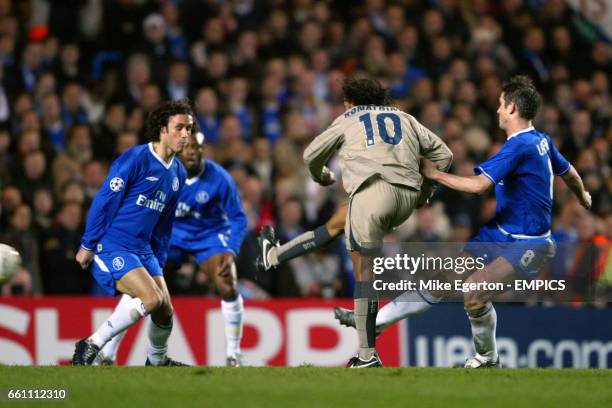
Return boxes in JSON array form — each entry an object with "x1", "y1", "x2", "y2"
[
  {"x1": 421, "y1": 159, "x2": 493, "y2": 194},
  {"x1": 561, "y1": 165, "x2": 592, "y2": 210}
]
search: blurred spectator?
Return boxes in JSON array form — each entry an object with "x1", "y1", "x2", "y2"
[
  {"x1": 40, "y1": 202, "x2": 89, "y2": 294},
  {"x1": 0, "y1": 129, "x2": 12, "y2": 187},
  {"x1": 138, "y1": 13, "x2": 175, "y2": 80},
  {"x1": 40, "y1": 93, "x2": 65, "y2": 152},
  {"x1": 18, "y1": 150, "x2": 50, "y2": 204},
  {"x1": 52, "y1": 124, "x2": 92, "y2": 196},
  {"x1": 165, "y1": 60, "x2": 190, "y2": 101},
  {"x1": 32, "y1": 187, "x2": 54, "y2": 233},
  {"x1": 226, "y1": 77, "x2": 254, "y2": 141},
  {"x1": 95, "y1": 102, "x2": 126, "y2": 160},
  {"x1": 61, "y1": 82, "x2": 88, "y2": 128},
  {"x1": 194, "y1": 87, "x2": 221, "y2": 144},
  {"x1": 82, "y1": 160, "x2": 106, "y2": 203}
]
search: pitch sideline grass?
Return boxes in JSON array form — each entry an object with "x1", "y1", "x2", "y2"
[{"x1": 1, "y1": 367, "x2": 611, "y2": 408}]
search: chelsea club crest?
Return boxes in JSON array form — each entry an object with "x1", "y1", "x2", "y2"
[{"x1": 196, "y1": 190, "x2": 209, "y2": 204}]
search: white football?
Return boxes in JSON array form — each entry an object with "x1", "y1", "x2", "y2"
[{"x1": 0, "y1": 244, "x2": 22, "y2": 284}]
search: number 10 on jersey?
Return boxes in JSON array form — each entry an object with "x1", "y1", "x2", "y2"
[{"x1": 359, "y1": 113, "x2": 403, "y2": 146}]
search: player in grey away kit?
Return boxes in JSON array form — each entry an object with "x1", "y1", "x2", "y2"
[{"x1": 261, "y1": 78, "x2": 453, "y2": 367}]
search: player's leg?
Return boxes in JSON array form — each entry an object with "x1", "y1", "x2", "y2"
[
  {"x1": 93, "y1": 294, "x2": 131, "y2": 365},
  {"x1": 345, "y1": 192, "x2": 379, "y2": 367},
  {"x1": 146, "y1": 274, "x2": 186, "y2": 366},
  {"x1": 200, "y1": 251, "x2": 244, "y2": 366},
  {"x1": 336, "y1": 227, "x2": 493, "y2": 334},
  {"x1": 461, "y1": 257, "x2": 515, "y2": 368},
  {"x1": 335, "y1": 283, "x2": 441, "y2": 334},
  {"x1": 257, "y1": 203, "x2": 348, "y2": 270},
  {"x1": 92, "y1": 276, "x2": 180, "y2": 366},
  {"x1": 338, "y1": 185, "x2": 442, "y2": 336},
  {"x1": 366, "y1": 253, "x2": 478, "y2": 332},
  {"x1": 93, "y1": 247, "x2": 188, "y2": 366},
  {"x1": 349, "y1": 246, "x2": 382, "y2": 368},
  {"x1": 347, "y1": 179, "x2": 419, "y2": 367},
  {"x1": 73, "y1": 265, "x2": 163, "y2": 365}
]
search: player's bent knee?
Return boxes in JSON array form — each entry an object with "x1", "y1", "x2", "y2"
[
  {"x1": 142, "y1": 288, "x2": 165, "y2": 313},
  {"x1": 464, "y1": 298, "x2": 488, "y2": 314},
  {"x1": 219, "y1": 283, "x2": 238, "y2": 301},
  {"x1": 160, "y1": 301, "x2": 174, "y2": 321}
]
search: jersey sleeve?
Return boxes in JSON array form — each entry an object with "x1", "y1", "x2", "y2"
[
  {"x1": 474, "y1": 139, "x2": 523, "y2": 185},
  {"x1": 411, "y1": 115, "x2": 453, "y2": 172},
  {"x1": 81, "y1": 150, "x2": 137, "y2": 250},
  {"x1": 303, "y1": 116, "x2": 344, "y2": 183},
  {"x1": 219, "y1": 169, "x2": 247, "y2": 256},
  {"x1": 548, "y1": 136, "x2": 571, "y2": 175}
]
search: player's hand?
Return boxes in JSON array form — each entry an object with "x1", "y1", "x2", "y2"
[
  {"x1": 76, "y1": 247, "x2": 94, "y2": 269},
  {"x1": 217, "y1": 252, "x2": 235, "y2": 278},
  {"x1": 420, "y1": 159, "x2": 438, "y2": 179},
  {"x1": 579, "y1": 191, "x2": 592, "y2": 210},
  {"x1": 317, "y1": 166, "x2": 336, "y2": 186}
]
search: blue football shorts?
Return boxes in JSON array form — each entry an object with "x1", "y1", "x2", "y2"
[
  {"x1": 91, "y1": 250, "x2": 163, "y2": 296},
  {"x1": 168, "y1": 231, "x2": 234, "y2": 266},
  {"x1": 463, "y1": 224, "x2": 555, "y2": 280}
]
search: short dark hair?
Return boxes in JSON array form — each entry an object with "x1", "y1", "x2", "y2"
[
  {"x1": 342, "y1": 78, "x2": 390, "y2": 106},
  {"x1": 501, "y1": 75, "x2": 541, "y2": 120},
  {"x1": 145, "y1": 100, "x2": 194, "y2": 141}
]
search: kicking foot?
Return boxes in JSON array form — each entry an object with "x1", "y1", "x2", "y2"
[{"x1": 256, "y1": 226, "x2": 279, "y2": 272}]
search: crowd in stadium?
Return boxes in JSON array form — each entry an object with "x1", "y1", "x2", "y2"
[{"x1": 0, "y1": 0, "x2": 609, "y2": 299}]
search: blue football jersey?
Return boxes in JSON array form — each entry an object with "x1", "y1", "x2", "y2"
[
  {"x1": 474, "y1": 127, "x2": 570, "y2": 236},
  {"x1": 81, "y1": 143, "x2": 187, "y2": 266},
  {"x1": 171, "y1": 160, "x2": 247, "y2": 255}
]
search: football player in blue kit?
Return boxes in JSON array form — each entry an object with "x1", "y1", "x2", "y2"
[
  {"x1": 334, "y1": 76, "x2": 592, "y2": 367},
  {"x1": 72, "y1": 100, "x2": 193, "y2": 366},
  {"x1": 94, "y1": 125, "x2": 248, "y2": 367}
]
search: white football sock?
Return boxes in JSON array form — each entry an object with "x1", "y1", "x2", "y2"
[
  {"x1": 147, "y1": 318, "x2": 172, "y2": 365},
  {"x1": 376, "y1": 289, "x2": 439, "y2": 332},
  {"x1": 95, "y1": 294, "x2": 132, "y2": 361},
  {"x1": 95, "y1": 330, "x2": 126, "y2": 363},
  {"x1": 221, "y1": 295, "x2": 244, "y2": 357},
  {"x1": 466, "y1": 302, "x2": 498, "y2": 361},
  {"x1": 89, "y1": 295, "x2": 148, "y2": 348}
]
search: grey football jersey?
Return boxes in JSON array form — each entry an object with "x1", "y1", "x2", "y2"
[{"x1": 303, "y1": 105, "x2": 453, "y2": 195}]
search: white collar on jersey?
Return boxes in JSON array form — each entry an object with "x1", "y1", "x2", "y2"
[
  {"x1": 185, "y1": 160, "x2": 206, "y2": 185},
  {"x1": 148, "y1": 142, "x2": 174, "y2": 169},
  {"x1": 506, "y1": 125, "x2": 534, "y2": 140}
]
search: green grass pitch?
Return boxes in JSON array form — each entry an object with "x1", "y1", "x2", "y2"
[{"x1": 1, "y1": 367, "x2": 611, "y2": 408}]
